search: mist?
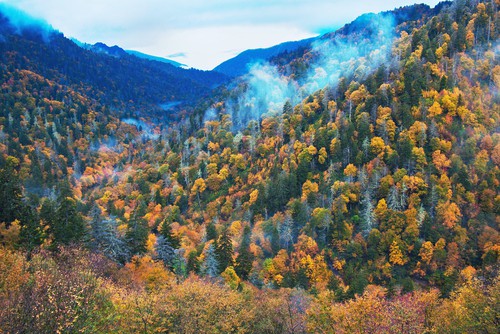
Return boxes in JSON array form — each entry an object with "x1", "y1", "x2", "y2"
[
  {"x1": 0, "y1": 3, "x2": 56, "y2": 41},
  {"x1": 228, "y1": 63, "x2": 297, "y2": 130},
  {"x1": 122, "y1": 118, "x2": 160, "y2": 140},
  {"x1": 213, "y1": 12, "x2": 396, "y2": 131},
  {"x1": 305, "y1": 13, "x2": 395, "y2": 93}
]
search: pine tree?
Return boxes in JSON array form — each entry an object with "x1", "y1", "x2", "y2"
[
  {"x1": 0, "y1": 157, "x2": 44, "y2": 251},
  {"x1": 126, "y1": 216, "x2": 148, "y2": 255},
  {"x1": 89, "y1": 204, "x2": 104, "y2": 248},
  {"x1": 0, "y1": 156, "x2": 24, "y2": 225},
  {"x1": 201, "y1": 243, "x2": 219, "y2": 277},
  {"x1": 399, "y1": 182, "x2": 408, "y2": 211},
  {"x1": 40, "y1": 198, "x2": 56, "y2": 227},
  {"x1": 271, "y1": 225, "x2": 280, "y2": 255},
  {"x1": 279, "y1": 213, "x2": 294, "y2": 250},
  {"x1": 99, "y1": 218, "x2": 130, "y2": 263},
  {"x1": 89, "y1": 205, "x2": 129, "y2": 263},
  {"x1": 19, "y1": 207, "x2": 44, "y2": 252},
  {"x1": 235, "y1": 225, "x2": 254, "y2": 280},
  {"x1": 52, "y1": 180, "x2": 86, "y2": 245},
  {"x1": 206, "y1": 220, "x2": 218, "y2": 241},
  {"x1": 155, "y1": 235, "x2": 175, "y2": 267},
  {"x1": 186, "y1": 250, "x2": 200, "y2": 274},
  {"x1": 171, "y1": 249, "x2": 187, "y2": 277},
  {"x1": 360, "y1": 190, "x2": 376, "y2": 237},
  {"x1": 159, "y1": 218, "x2": 181, "y2": 249},
  {"x1": 154, "y1": 189, "x2": 164, "y2": 206},
  {"x1": 215, "y1": 229, "x2": 233, "y2": 274},
  {"x1": 283, "y1": 100, "x2": 293, "y2": 114},
  {"x1": 387, "y1": 185, "x2": 401, "y2": 211}
]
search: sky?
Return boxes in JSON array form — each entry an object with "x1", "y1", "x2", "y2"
[{"x1": 0, "y1": 0, "x2": 442, "y2": 70}]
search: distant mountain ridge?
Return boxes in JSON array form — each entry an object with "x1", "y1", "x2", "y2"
[
  {"x1": 213, "y1": 37, "x2": 315, "y2": 77},
  {"x1": 0, "y1": 10, "x2": 228, "y2": 117},
  {"x1": 73, "y1": 40, "x2": 187, "y2": 68},
  {"x1": 213, "y1": 2, "x2": 453, "y2": 78},
  {"x1": 125, "y1": 50, "x2": 187, "y2": 68}
]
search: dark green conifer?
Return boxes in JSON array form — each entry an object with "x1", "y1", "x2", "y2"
[
  {"x1": 235, "y1": 225, "x2": 254, "y2": 280},
  {"x1": 52, "y1": 180, "x2": 86, "y2": 245},
  {"x1": 215, "y1": 229, "x2": 233, "y2": 274}
]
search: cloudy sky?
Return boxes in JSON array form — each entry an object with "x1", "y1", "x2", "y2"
[{"x1": 1, "y1": 0, "x2": 442, "y2": 70}]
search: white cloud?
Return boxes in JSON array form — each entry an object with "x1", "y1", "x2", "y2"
[
  {"x1": 134, "y1": 24, "x2": 315, "y2": 70},
  {"x1": 0, "y1": 0, "x2": 442, "y2": 69}
]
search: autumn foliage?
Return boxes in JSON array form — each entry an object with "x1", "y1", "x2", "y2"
[{"x1": 0, "y1": 0, "x2": 499, "y2": 332}]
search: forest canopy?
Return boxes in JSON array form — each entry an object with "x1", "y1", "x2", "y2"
[{"x1": 0, "y1": 0, "x2": 499, "y2": 332}]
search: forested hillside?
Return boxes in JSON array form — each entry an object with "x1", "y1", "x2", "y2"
[
  {"x1": 0, "y1": 1, "x2": 499, "y2": 332},
  {"x1": 0, "y1": 11, "x2": 227, "y2": 117}
]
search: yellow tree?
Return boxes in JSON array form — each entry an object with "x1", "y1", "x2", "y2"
[
  {"x1": 370, "y1": 137, "x2": 386, "y2": 157},
  {"x1": 221, "y1": 266, "x2": 241, "y2": 290},
  {"x1": 344, "y1": 164, "x2": 358, "y2": 182},
  {"x1": 419, "y1": 241, "x2": 434, "y2": 265},
  {"x1": 436, "y1": 201, "x2": 462, "y2": 229},
  {"x1": 432, "y1": 150, "x2": 451, "y2": 174},
  {"x1": 389, "y1": 240, "x2": 407, "y2": 266},
  {"x1": 318, "y1": 147, "x2": 328, "y2": 164},
  {"x1": 191, "y1": 178, "x2": 207, "y2": 207},
  {"x1": 428, "y1": 101, "x2": 443, "y2": 118},
  {"x1": 301, "y1": 180, "x2": 319, "y2": 202}
]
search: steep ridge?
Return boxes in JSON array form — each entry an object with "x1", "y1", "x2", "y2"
[{"x1": 213, "y1": 38, "x2": 315, "y2": 77}]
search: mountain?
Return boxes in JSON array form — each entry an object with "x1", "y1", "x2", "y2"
[
  {"x1": 125, "y1": 50, "x2": 187, "y2": 68},
  {"x1": 81, "y1": 41, "x2": 129, "y2": 58},
  {"x1": 321, "y1": 2, "x2": 451, "y2": 40},
  {"x1": 213, "y1": 37, "x2": 315, "y2": 77},
  {"x1": 0, "y1": 12, "x2": 228, "y2": 118},
  {"x1": 0, "y1": 1, "x2": 499, "y2": 333},
  {"x1": 75, "y1": 40, "x2": 187, "y2": 68},
  {"x1": 212, "y1": 3, "x2": 452, "y2": 79},
  {"x1": 214, "y1": 2, "x2": 454, "y2": 79}
]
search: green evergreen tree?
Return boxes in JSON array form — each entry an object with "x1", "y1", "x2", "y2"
[
  {"x1": 206, "y1": 220, "x2": 218, "y2": 241},
  {"x1": 0, "y1": 156, "x2": 24, "y2": 225},
  {"x1": 271, "y1": 225, "x2": 280, "y2": 255},
  {"x1": 283, "y1": 100, "x2": 293, "y2": 114},
  {"x1": 52, "y1": 180, "x2": 86, "y2": 245},
  {"x1": 0, "y1": 156, "x2": 44, "y2": 250},
  {"x1": 187, "y1": 250, "x2": 200, "y2": 274},
  {"x1": 159, "y1": 218, "x2": 181, "y2": 249},
  {"x1": 125, "y1": 200, "x2": 148, "y2": 255},
  {"x1": 19, "y1": 207, "x2": 44, "y2": 252},
  {"x1": 215, "y1": 229, "x2": 233, "y2": 274},
  {"x1": 235, "y1": 225, "x2": 254, "y2": 280},
  {"x1": 154, "y1": 189, "x2": 164, "y2": 206},
  {"x1": 126, "y1": 216, "x2": 148, "y2": 256}
]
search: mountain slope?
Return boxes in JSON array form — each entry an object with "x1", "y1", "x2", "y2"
[
  {"x1": 213, "y1": 3, "x2": 452, "y2": 79},
  {"x1": 0, "y1": 12, "x2": 228, "y2": 116},
  {"x1": 0, "y1": 1, "x2": 499, "y2": 332}
]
